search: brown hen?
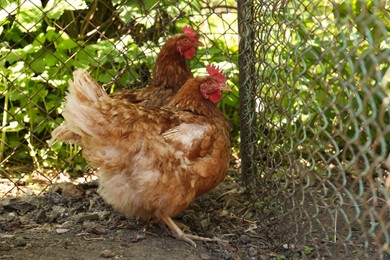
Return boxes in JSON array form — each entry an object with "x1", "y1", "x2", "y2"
[
  {"x1": 50, "y1": 26, "x2": 203, "y2": 145},
  {"x1": 110, "y1": 26, "x2": 204, "y2": 107},
  {"x1": 50, "y1": 65, "x2": 231, "y2": 247}
]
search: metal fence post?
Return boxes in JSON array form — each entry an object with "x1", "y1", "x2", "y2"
[{"x1": 238, "y1": 0, "x2": 257, "y2": 185}]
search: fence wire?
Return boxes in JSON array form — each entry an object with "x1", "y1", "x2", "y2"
[
  {"x1": 239, "y1": 0, "x2": 390, "y2": 258},
  {"x1": 0, "y1": 0, "x2": 238, "y2": 194},
  {"x1": 1, "y1": 0, "x2": 390, "y2": 258}
]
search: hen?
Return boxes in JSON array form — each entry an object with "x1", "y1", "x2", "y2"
[
  {"x1": 110, "y1": 26, "x2": 204, "y2": 108},
  {"x1": 50, "y1": 65, "x2": 231, "y2": 247},
  {"x1": 50, "y1": 26, "x2": 203, "y2": 144}
]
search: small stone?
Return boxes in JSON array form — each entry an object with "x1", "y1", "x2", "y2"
[
  {"x1": 131, "y1": 230, "x2": 146, "y2": 243},
  {"x1": 0, "y1": 243, "x2": 12, "y2": 251},
  {"x1": 52, "y1": 205, "x2": 66, "y2": 214},
  {"x1": 45, "y1": 191, "x2": 65, "y2": 205},
  {"x1": 19, "y1": 214, "x2": 32, "y2": 225},
  {"x1": 2, "y1": 217, "x2": 21, "y2": 231},
  {"x1": 56, "y1": 228, "x2": 70, "y2": 234},
  {"x1": 240, "y1": 234, "x2": 251, "y2": 244},
  {"x1": 200, "y1": 253, "x2": 211, "y2": 260},
  {"x1": 200, "y1": 219, "x2": 209, "y2": 230},
  {"x1": 202, "y1": 200, "x2": 211, "y2": 208},
  {"x1": 7, "y1": 212, "x2": 17, "y2": 218},
  {"x1": 100, "y1": 249, "x2": 115, "y2": 258},
  {"x1": 47, "y1": 205, "x2": 66, "y2": 222},
  {"x1": 220, "y1": 250, "x2": 234, "y2": 260},
  {"x1": 35, "y1": 209, "x2": 47, "y2": 224},
  {"x1": 248, "y1": 247, "x2": 257, "y2": 257},
  {"x1": 60, "y1": 220, "x2": 75, "y2": 229},
  {"x1": 219, "y1": 209, "x2": 229, "y2": 217},
  {"x1": 92, "y1": 225, "x2": 108, "y2": 235},
  {"x1": 97, "y1": 211, "x2": 110, "y2": 220},
  {"x1": 0, "y1": 234, "x2": 15, "y2": 239},
  {"x1": 51, "y1": 183, "x2": 84, "y2": 201},
  {"x1": 83, "y1": 220, "x2": 95, "y2": 232},
  {"x1": 218, "y1": 241, "x2": 234, "y2": 251},
  {"x1": 61, "y1": 183, "x2": 84, "y2": 201},
  {"x1": 83, "y1": 221, "x2": 108, "y2": 235},
  {"x1": 2, "y1": 198, "x2": 36, "y2": 213},
  {"x1": 352, "y1": 225, "x2": 359, "y2": 231},
  {"x1": 15, "y1": 237, "x2": 27, "y2": 247},
  {"x1": 72, "y1": 212, "x2": 99, "y2": 223},
  {"x1": 282, "y1": 243, "x2": 295, "y2": 249}
]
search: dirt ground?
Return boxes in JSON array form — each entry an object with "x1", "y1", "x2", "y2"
[
  {"x1": 0, "y1": 178, "x2": 268, "y2": 260},
  {"x1": 1, "y1": 171, "x2": 387, "y2": 259}
]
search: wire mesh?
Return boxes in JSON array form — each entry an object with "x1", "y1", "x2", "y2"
[
  {"x1": 239, "y1": 0, "x2": 390, "y2": 258},
  {"x1": 2, "y1": 0, "x2": 390, "y2": 258},
  {"x1": 0, "y1": 0, "x2": 238, "y2": 196}
]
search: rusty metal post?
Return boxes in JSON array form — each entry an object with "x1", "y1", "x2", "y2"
[{"x1": 238, "y1": 0, "x2": 257, "y2": 185}]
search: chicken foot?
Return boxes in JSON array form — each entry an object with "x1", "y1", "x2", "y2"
[{"x1": 160, "y1": 216, "x2": 221, "y2": 248}]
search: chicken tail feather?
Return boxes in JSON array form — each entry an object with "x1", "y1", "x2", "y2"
[
  {"x1": 49, "y1": 123, "x2": 81, "y2": 146},
  {"x1": 50, "y1": 69, "x2": 107, "y2": 145},
  {"x1": 68, "y1": 69, "x2": 106, "y2": 104}
]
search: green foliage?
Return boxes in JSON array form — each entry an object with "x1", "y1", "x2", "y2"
[
  {"x1": 0, "y1": 0, "x2": 238, "y2": 176},
  {"x1": 45, "y1": 0, "x2": 88, "y2": 20}
]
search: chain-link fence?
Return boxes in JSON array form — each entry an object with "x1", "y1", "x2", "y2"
[
  {"x1": 1, "y1": 0, "x2": 390, "y2": 258},
  {"x1": 0, "y1": 0, "x2": 238, "y2": 194},
  {"x1": 239, "y1": 0, "x2": 390, "y2": 258}
]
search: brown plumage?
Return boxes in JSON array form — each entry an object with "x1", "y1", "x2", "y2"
[
  {"x1": 51, "y1": 26, "x2": 203, "y2": 144},
  {"x1": 50, "y1": 66, "x2": 231, "y2": 247},
  {"x1": 110, "y1": 26, "x2": 204, "y2": 108}
]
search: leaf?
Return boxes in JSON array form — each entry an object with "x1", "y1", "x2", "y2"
[
  {"x1": 44, "y1": 0, "x2": 88, "y2": 20},
  {"x1": 43, "y1": 52, "x2": 59, "y2": 67},
  {"x1": 55, "y1": 32, "x2": 79, "y2": 50},
  {"x1": 30, "y1": 58, "x2": 46, "y2": 73},
  {"x1": 45, "y1": 26, "x2": 58, "y2": 41},
  {"x1": 4, "y1": 48, "x2": 27, "y2": 63},
  {"x1": 137, "y1": 13, "x2": 156, "y2": 29},
  {"x1": 32, "y1": 32, "x2": 46, "y2": 48},
  {"x1": 0, "y1": 0, "x2": 18, "y2": 24},
  {"x1": 9, "y1": 88, "x2": 27, "y2": 101},
  {"x1": 117, "y1": 3, "x2": 141, "y2": 24},
  {"x1": 2, "y1": 121, "x2": 24, "y2": 132},
  {"x1": 143, "y1": 0, "x2": 159, "y2": 10},
  {"x1": 14, "y1": 0, "x2": 44, "y2": 33},
  {"x1": 98, "y1": 73, "x2": 113, "y2": 84}
]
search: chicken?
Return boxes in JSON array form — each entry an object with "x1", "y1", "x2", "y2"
[
  {"x1": 50, "y1": 65, "x2": 231, "y2": 247},
  {"x1": 110, "y1": 26, "x2": 204, "y2": 108},
  {"x1": 50, "y1": 26, "x2": 203, "y2": 145}
]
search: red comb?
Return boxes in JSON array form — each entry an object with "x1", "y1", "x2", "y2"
[
  {"x1": 206, "y1": 65, "x2": 227, "y2": 84},
  {"x1": 182, "y1": 26, "x2": 198, "y2": 40}
]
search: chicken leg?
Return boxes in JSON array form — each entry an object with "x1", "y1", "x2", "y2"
[{"x1": 160, "y1": 216, "x2": 219, "y2": 248}]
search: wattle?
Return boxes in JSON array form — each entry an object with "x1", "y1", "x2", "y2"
[
  {"x1": 209, "y1": 91, "x2": 222, "y2": 103},
  {"x1": 183, "y1": 47, "x2": 196, "y2": 59}
]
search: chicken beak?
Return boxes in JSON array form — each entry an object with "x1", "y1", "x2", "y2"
[
  {"x1": 219, "y1": 83, "x2": 232, "y2": 92},
  {"x1": 194, "y1": 40, "x2": 205, "y2": 47}
]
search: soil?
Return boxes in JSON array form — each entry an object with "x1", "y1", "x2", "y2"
[
  {"x1": 0, "y1": 179, "x2": 265, "y2": 260},
  {"x1": 1, "y1": 172, "x2": 388, "y2": 259}
]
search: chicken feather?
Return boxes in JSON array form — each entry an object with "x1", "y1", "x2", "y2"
[
  {"x1": 50, "y1": 26, "x2": 203, "y2": 146},
  {"x1": 110, "y1": 26, "x2": 203, "y2": 107},
  {"x1": 51, "y1": 66, "x2": 231, "y2": 247}
]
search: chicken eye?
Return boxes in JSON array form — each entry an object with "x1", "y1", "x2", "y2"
[{"x1": 183, "y1": 38, "x2": 189, "y2": 43}]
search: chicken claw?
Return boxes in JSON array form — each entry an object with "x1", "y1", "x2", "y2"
[{"x1": 160, "y1": 216, "x2": 222, "y2": 248}]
